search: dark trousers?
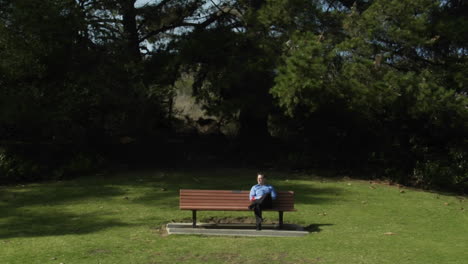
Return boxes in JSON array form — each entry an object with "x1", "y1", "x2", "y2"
[{"x1": 249, "y1": 193, "x2": 273, "y2": 226}]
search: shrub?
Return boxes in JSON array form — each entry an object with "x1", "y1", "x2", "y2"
[
  {"x1": 0, "y1": 148, "x2": 43, "y2": 183},
  {"x1": 413, "y1": 146, "x2": 468, "y2": 191}
]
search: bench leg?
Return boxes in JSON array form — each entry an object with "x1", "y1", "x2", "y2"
[
  {"x1": 279, "y1": 211, "x2": 284, "y2": 229},
  {"x1": 192, "y1": 210, "x2": 197, "y2": 228}
]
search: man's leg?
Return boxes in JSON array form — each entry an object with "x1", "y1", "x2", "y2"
[
  {"x1": 262, "y1": 193, "x2": 273, "y2": 209},
  {"x1": 250, "y1": 193, "x2": 272, "y2": 230},
  {"x1": 253, "y1": 204, "x2": 263, "y2": 230}
]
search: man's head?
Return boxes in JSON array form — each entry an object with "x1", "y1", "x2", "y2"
[{"x1": 257, "y1": 173, "x2": 266, "y2": 185}]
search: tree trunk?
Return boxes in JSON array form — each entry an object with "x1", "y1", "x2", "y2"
[{"x1": 120, "y1": 0, "x2": 141, "y2": 61}]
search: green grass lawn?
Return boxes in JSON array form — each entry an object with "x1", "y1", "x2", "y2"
[{"x1": 1, "y1": 168, "x2": 467, "y2": 264}]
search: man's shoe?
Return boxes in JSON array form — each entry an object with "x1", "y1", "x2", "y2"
[{"x1": 256, "y1": 225, "x2": 262, "y2": 231}]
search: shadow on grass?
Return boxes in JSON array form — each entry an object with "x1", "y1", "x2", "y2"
[
  {"x1": 0, "y1": 210, "x2": 130, "y2": 239},
  {"x1": 0, "y1": 182, "x2": 125, "y2": 208},
  {"x1": 0, "y1": 183, "x2": 130, "y2": 239},
  {"x1": 192, "y1": 216, "x2": 331, "y2": 233},
  {"x1": 304, "y1": 223, "x2": 334, "y2": 233},
  {"x1": 277, "y1": 183, "x2": 345, "y2": 205}
]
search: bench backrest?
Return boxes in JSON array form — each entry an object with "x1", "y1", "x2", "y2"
[{"x1": 179, "y1": 189, "x2": 295, "y2": 211}]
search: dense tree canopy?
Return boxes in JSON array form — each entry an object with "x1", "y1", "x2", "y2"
[
  {"x1": 269, "y1": 0, "x2": 467, "y2": 186},
  {"x1": 0, "y1": 0, "x2": 466, "y2": 190}
]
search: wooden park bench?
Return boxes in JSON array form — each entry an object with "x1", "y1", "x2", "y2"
[{"x1": 179, "y1": 189, "x2": 296, "y2": 229}]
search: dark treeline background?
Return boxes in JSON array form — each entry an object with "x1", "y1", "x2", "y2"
[{"x1": 0, "y1": 0, "x2": 467, "y2": 192}]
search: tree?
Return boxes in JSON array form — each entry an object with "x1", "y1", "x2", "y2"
[
  {"x1": 0, "y1": 0, "x2": 210, "y2": 181},
  {"x1": 270, "y1": 0, "x2": 468, "y2": 187},
  {"x1": 177, "y1": 0, "x2": 291, "y2": 142}
]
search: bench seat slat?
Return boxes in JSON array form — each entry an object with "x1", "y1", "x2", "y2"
[
  {"x1": 180, "y1": 189, "x2": 295, "y2": 211},
  {"x1": 180, "y1": 205, "x2": 294, "y2": 209},
  {"x1": 180, "y1": 200, "x2": 294, "y2": 205},
  {"x1": 180, "y1": 196, "x2": 252, "y2": 200},
  {"x1": 180, "y1": 201, "x2": 294, "y2": 206},
  {"x1": 180, "y1": 206, "x2": 297, "y2": 211},
  {"x1": 181, "y1": 190, "x2": 249, "y2": 194},
  {"x1": 180, "y1": 190, "x2": 294, "y2": 195},
  {"x1": 180, "y1": 194, "x2": 294, "y2": 198},
  {"x1": 180, "y1": 197, "x2": 294, "y2": 201},
  {"x1": 180, "y1": 199, "x2": 294, "y2": 202}
]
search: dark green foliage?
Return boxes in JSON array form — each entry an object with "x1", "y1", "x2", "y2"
[
  {"x1": 0, "y1": 0, "x2": 193, "y2": 182},
  {"x1": 270, "y1": 0, "x2": 468, "y2": 190},
  {"x1": 0, "y1": 0, "x2": 466, "y2": 191},
  {"x1": 176, "y1": 0, "x2": 297, "y2": 142}
]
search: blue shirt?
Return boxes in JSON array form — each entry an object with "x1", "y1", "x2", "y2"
[{"x1": 249, "y1": 184, "x2": 277, "y2": 200}]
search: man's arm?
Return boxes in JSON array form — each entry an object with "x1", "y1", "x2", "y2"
[
  {"x1": 249, "y1": 186, "x2": 256, "y2": 200},
  {"x1": 270, "y1": 185, "x2": 277, "y2": 200}
]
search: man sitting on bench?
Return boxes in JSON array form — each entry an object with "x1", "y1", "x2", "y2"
[{"x1": 248, "y1": 173, "x2": 277, "y2": 230}]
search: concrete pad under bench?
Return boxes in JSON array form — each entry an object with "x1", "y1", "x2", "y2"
[{"x1": 166, "y1": 223, "x2": 309, "y2": 237}]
